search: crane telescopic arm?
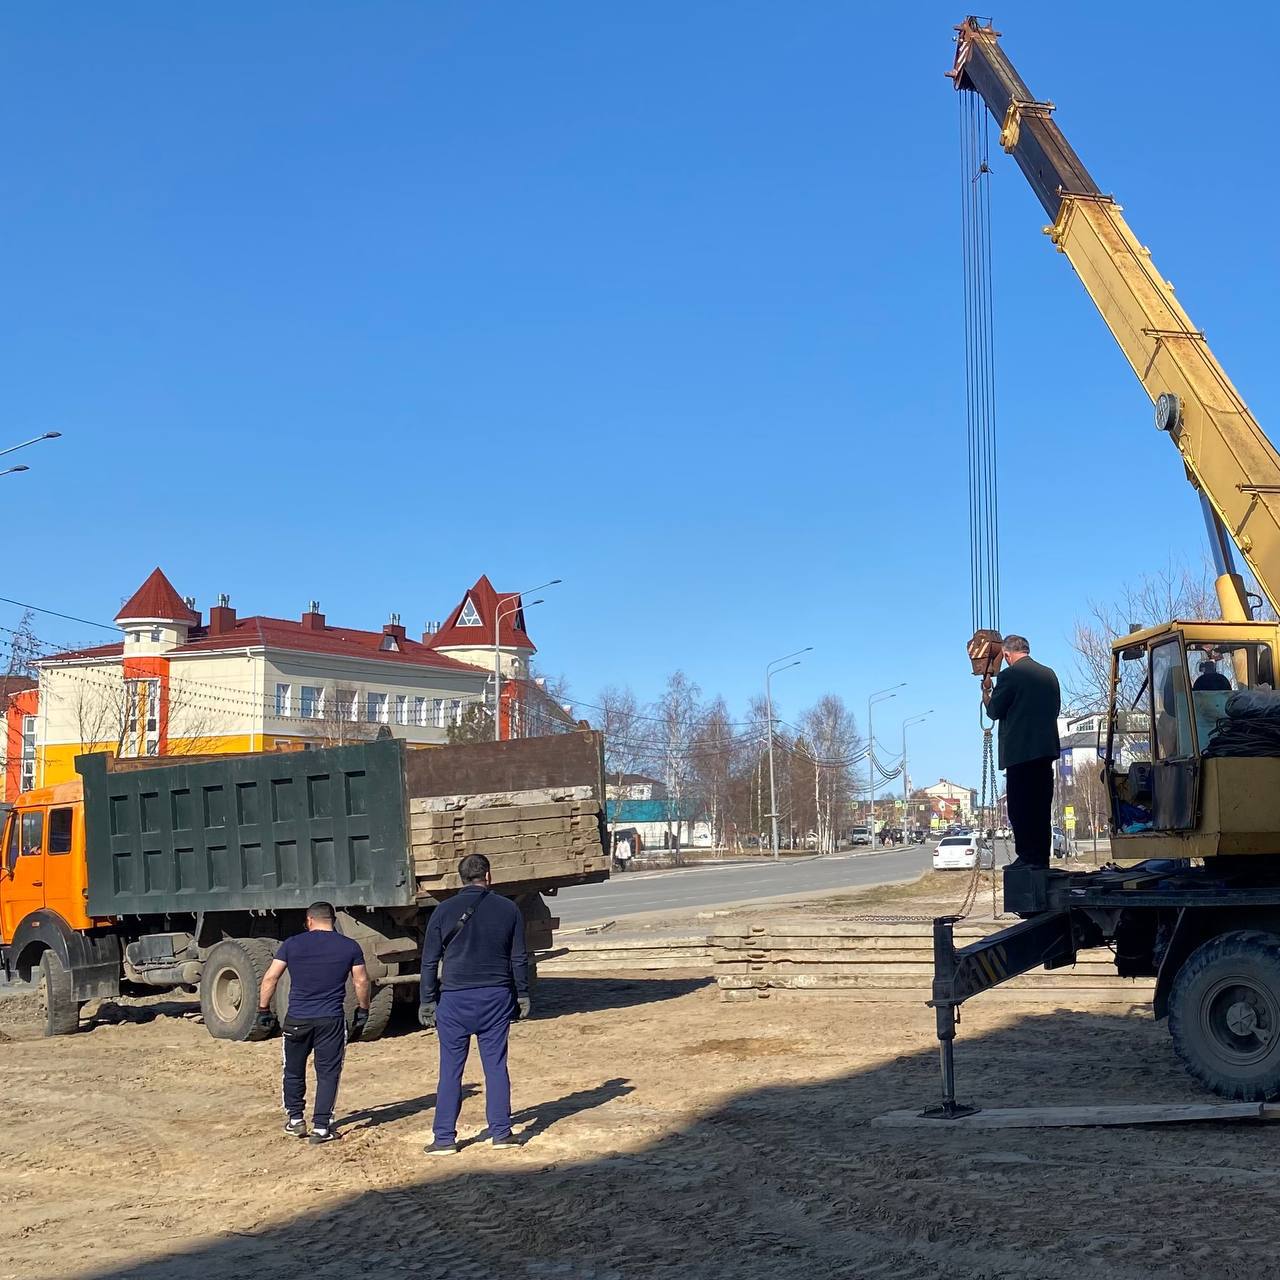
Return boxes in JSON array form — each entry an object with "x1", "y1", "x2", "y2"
[{"x1": 950, "y1": 17, "x2": 1280, "y2": 623}]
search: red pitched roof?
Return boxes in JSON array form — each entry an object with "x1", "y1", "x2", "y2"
[
  {"x1": 427, "y1": 575, "x2": 537, "y2": 654},
  {"x1": 170, "y1": 616, "x2": 484, "y2": 671},
  {"x1": 116, "y1": 568, "x2": 199, "y2": 625}
]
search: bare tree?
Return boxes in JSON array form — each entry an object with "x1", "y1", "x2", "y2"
[
  {"x1": 1068, "y1": 562, "x2": 1218, "y2": 712},
  {"x1": 690, "y1": 697, "x2": 738, "y2": 850},
  {"x1": 799, "y1": 694, "x2": 861, "y2": 854},
  {"x1": 592, "y1": 685, "x2": 651, "y2": 847},
  {"x1": 651, "y1": 671, "x2": 703, "y2": 856}
]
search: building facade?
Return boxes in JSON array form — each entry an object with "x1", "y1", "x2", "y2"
[{"x1": 7, "y1": 568, "x2": 564, "y2": 798}]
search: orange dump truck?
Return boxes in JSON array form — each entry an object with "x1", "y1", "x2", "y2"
[{"x1": 0, "y1": 734, "x2": 608, "y2": 1038}]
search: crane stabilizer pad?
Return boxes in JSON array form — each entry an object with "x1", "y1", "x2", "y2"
[{"x1": 872, "y1": 1102, "x2": 1280, "y2": 1130}]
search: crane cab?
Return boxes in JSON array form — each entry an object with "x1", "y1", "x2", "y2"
[{"x1": 1105, "y1": 620, "x2": 1280, "y2": 859}]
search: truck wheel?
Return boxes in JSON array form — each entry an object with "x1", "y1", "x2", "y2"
[
  {"x1": 38, "y1": 950, "x2": 82, "y2": 1037},
  {"x1": 201, "y1": 939, "x2": 275, "y2": 1041},
  {"x1": 345, "y1": 982, "x2": 394, "y2": 1042},
  {"x1": 1169, "y1": 930, "x2": 1280, "y2": 1100}
]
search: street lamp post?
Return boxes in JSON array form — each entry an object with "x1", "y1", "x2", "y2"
[
  {"x1": 766, "y1": 647, "x2": 813, "y2": 860},
  {"x1": 0, "y1": 432, "x2": 60, "y2": 461},
  {"x1": 0, "y1": 465, "x2": 30, "y2": 478},
  {"x1": 867, "y1": 683, "x2": 906, "y2": 840},
  {"x1": 493, "y1": 582, "x2": 560, "y2": 742},
  {"x1": 901, "y1": 711, "x2": 934, "y2": 838}
]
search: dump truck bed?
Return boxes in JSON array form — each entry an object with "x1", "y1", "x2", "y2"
[{"x1": 79, "y1": 733, "x2": 608, "y2": 918}]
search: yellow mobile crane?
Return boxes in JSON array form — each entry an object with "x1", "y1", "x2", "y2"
[{"x1": 929, "y1": 17, "x2": 1280, "y2": 1115}]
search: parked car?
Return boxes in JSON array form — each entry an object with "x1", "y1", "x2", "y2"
[
  {"x1": 848, "y1": 825, "x2": 873, "y2": 846},
  {"x1": 994, "y1": 826, "x2": 1011, "y2": 840},
  {"x1": 1051, "y1": 827, "x2": 1071, "y2": 858},
  {"x1": 932, "y1": 834, "x2": 995, "y2": 871}
]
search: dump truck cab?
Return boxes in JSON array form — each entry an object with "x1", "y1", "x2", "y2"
[
  {"x1": 1105, "y1": 620, "x2": 1280, "y2": 859},
  {"x1": 0, "y1": 779, "x2": 94, "y2": 951}
]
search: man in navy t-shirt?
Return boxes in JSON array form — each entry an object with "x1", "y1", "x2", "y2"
[{"x1": 258, "y1": 902, "x2": 370, "y2": 1144}]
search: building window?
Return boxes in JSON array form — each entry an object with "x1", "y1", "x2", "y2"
[
  {"x1": 413, "y1": 696, "x2": 427, "y2": 727},
  {"x1": 124, "y1": 679, "x2": 160, "y2": 757},
  {"x1": 275, "y1": 683, "x2": 292, "y2": 718},
  {"x1": 20, "y1": 715, "x2": 36, "y2": 793},
  {"x1": 458, "y1": 597, "x2": 482, "y2": 627},
  {"x1": 337, "y1": 688, "x2": 358, "y2": 723},
  {"x1": 394, "y1": 694, "x2": 408, "y2": 725},
  {"x1": 150, "y1": 627, "x2": 162, "y2": 643},
  {"x1": 366, "y1": 692, "x2": 388, "y2": 724},
  {"x1": 432, "y1": 698, "x2": 445, "y2": 729},
  {"x1": 300, "y1": 685, "x2": 324, "y2": 719},
  {"x1": 450, "y1": 698, "x2": 464, "y2": 725}
]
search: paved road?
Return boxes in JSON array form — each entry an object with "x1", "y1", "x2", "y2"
[{"x1": 552, "y1": 846, "x2": 934, "y2": 926}]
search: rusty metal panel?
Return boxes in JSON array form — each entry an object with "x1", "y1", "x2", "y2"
[
  {"x1": 79, "y1": 741, "x2": 412, "y2": 916},
  {"x1": 402, "y1": 731, "x2": 605, "y2": 800}
]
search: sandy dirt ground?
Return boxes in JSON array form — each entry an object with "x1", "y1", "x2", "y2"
[{"x1": 4, "y1": 873, "x2": 1279, "y2": 1280}]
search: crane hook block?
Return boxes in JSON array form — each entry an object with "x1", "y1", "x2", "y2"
[{"x1": 967, "y1": 629, "x2": 1004, "y2": 678}]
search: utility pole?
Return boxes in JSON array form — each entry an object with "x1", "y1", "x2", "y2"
[
  {"x1": 868, "y1": 684, "x2": 905, "y2": 839},
  {"x1": 765, "y1": 648, "x2": 812, "y2": 860}
]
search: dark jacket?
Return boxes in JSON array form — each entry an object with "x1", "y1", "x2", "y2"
[
  {"x1": 985, "y1": 656, "x2": 1061, "y2": 769},
  {"x1": 419, "y1": 885, "x2": 529, "y2": 1004}
]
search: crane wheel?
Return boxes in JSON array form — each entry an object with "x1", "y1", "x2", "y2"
[
  {"x1": 1169, "y1": 929, "x2": 1280, "y2": 1101},
  {"x1": 38, "y1": 951, "x2": 82, "y2": 1037}
]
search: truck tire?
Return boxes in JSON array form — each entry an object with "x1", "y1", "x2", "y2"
[
  {"x1": 38, "y1": 950, "x2": 82, "y2": 1037},
  {"x1": 201, "y1": 939, "x2": 275, "y2": 1042},
  {"x1": 345, "y1": 982, "x2": 394, "y2": 1042},
  {"x1": 1169, "y1": 929, "x2": 1280, "y2": 1100}
]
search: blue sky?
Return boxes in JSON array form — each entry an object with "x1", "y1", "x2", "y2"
[{"x1": 3, "y1": 2, "x2": 1278, "y2": 787}]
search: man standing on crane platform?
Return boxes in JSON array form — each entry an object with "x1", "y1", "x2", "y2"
[{"x1": 982, "y1": 635, "x2": 1061, "y2": 868}]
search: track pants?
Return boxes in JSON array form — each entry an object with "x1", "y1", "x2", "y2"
[
  {"x1": 1005, "y1": 757, "x2": 1055, "y2": 867},
  {"x1": 433, "y1": 986, "x2": 515, "y2": 1144},
  {"x1": 282, "y1": 1015, "x2": 346, "y2": 1126}
]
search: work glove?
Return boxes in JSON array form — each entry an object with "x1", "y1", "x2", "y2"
[
  {"x1": 516, "y1": 995, "x2": 532, "y2": 1021},
  {"x1": 256, "y1": 1007, "x2": 278, "y2": 1035},
  {"x1": 350, "y1": 1007, "x2": 369, "y2": 1041},
  {"x1": 418, "y1": 1000, "x2": 437, "y2": 1030}
]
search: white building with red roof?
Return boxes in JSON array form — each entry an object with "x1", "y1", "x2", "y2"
[{"x1": 22, "y1": 569, "x2": 569, "y2": 793}]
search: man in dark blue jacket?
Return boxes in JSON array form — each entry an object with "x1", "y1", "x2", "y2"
[
  {"x1": 983, "y1": 634, "x2": 1061, "y2": 868},
  {"x1": 419, "y1": 853, "x2": 530, "y2": 1155}
]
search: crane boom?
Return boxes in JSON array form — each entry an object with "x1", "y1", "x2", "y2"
[{"x1": 950, "y1": 17, "x2": 1280, "y2": 621}]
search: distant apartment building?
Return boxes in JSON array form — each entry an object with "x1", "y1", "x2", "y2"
[{"x1": 5, "y1": 568, "x2": 574, "y2": 798}]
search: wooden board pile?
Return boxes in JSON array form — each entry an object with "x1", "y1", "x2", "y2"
[
  {"x1": 411, "y1": 784, "x2": 608, "y2": 893},
  {"x1": 537, "y1": 932, "x2": 712, "y2": 973},
  {"x1": 712, "y1": 920, "x2": 1156, "y2": 1004}
]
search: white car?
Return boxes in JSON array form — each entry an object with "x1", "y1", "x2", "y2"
[
  {"x1": 1051, "y1": 827, "x2": 1071, "y2": 858},
  {"x1": 932, "y1": 834, "x2": 995, "y2": 871},
  {"x1": 848, "y1": 826, "x2": 873, "y2": 846}
]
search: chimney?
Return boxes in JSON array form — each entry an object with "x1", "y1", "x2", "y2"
[
  {"x1": 421, "y1": 621, "x2": 440, "y2": 642},
  {"x1": 383, "y1": 612, "x2": 406, "y2": 644},
  {"x1": 302, "y1": 601, "x2": 326, "y2": 631},
  {"x1": 208, "y1": 593, "x2": 237, "y2": 636}
]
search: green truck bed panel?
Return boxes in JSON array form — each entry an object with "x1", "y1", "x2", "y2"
[{"x1": 80, "y1": 741, "x2": 413, "y2": 916}]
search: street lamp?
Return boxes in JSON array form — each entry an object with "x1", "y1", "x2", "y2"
[
  {"x1": 901, "y1": 710, "x2": 934, "y2": 839},
  {"x1": 867, "y1": 683, "x2": 906, "y2": 839},
  {"x1": 493, "y1": 579, "x2": 561, "y2": 742},
  {"x1": 0, "y1": 432, "x2": 60, "y2": 460},
  {"x1": 765, "y1": 647, "x2": 813, "y2": 860},
  {"x1": 0, "y1": 465, "x2": 30, "y2": 477}
]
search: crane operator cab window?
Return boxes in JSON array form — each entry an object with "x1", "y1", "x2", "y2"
[{"x1": 1108, "y1": 637, "x2": 1277, "y2": 834}]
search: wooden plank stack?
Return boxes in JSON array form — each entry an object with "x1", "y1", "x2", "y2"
[
  {"x1": 411, "y1": 784, "x2": 608, "y2": 894},
  {"x1": 537, "y1": 932, "x2": 712, "y2": 973},
  {"x1": 711, "y1": 920, "x2": 1156, "y2": 1005}
]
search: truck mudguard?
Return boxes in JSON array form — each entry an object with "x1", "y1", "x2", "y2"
[{"x1": 6, "y1": 908, "x2": 122, "y2": 1000}]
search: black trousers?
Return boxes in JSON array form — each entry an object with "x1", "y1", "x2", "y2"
[
  {"x1": 282, "y1": 1015, "x2": 346, "y2": 1125},
  {"x1": 1005, "y1": 757, "x2": 1055, "y2": 867}
]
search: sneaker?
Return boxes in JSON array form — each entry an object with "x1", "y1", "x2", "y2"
[
  {"x1": 283, "y1": 1117, "x2": 307, "y2": 1139},
  {"x1": 308, "y1": 1125, "x2": 339, "y2": 1145},
  {"x1": 424, "y1": 1139, "x2": 459, "y2": 1156},
  {"x1": 491, "y1": 1134, "x2": 521, "y2": 1149}
]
